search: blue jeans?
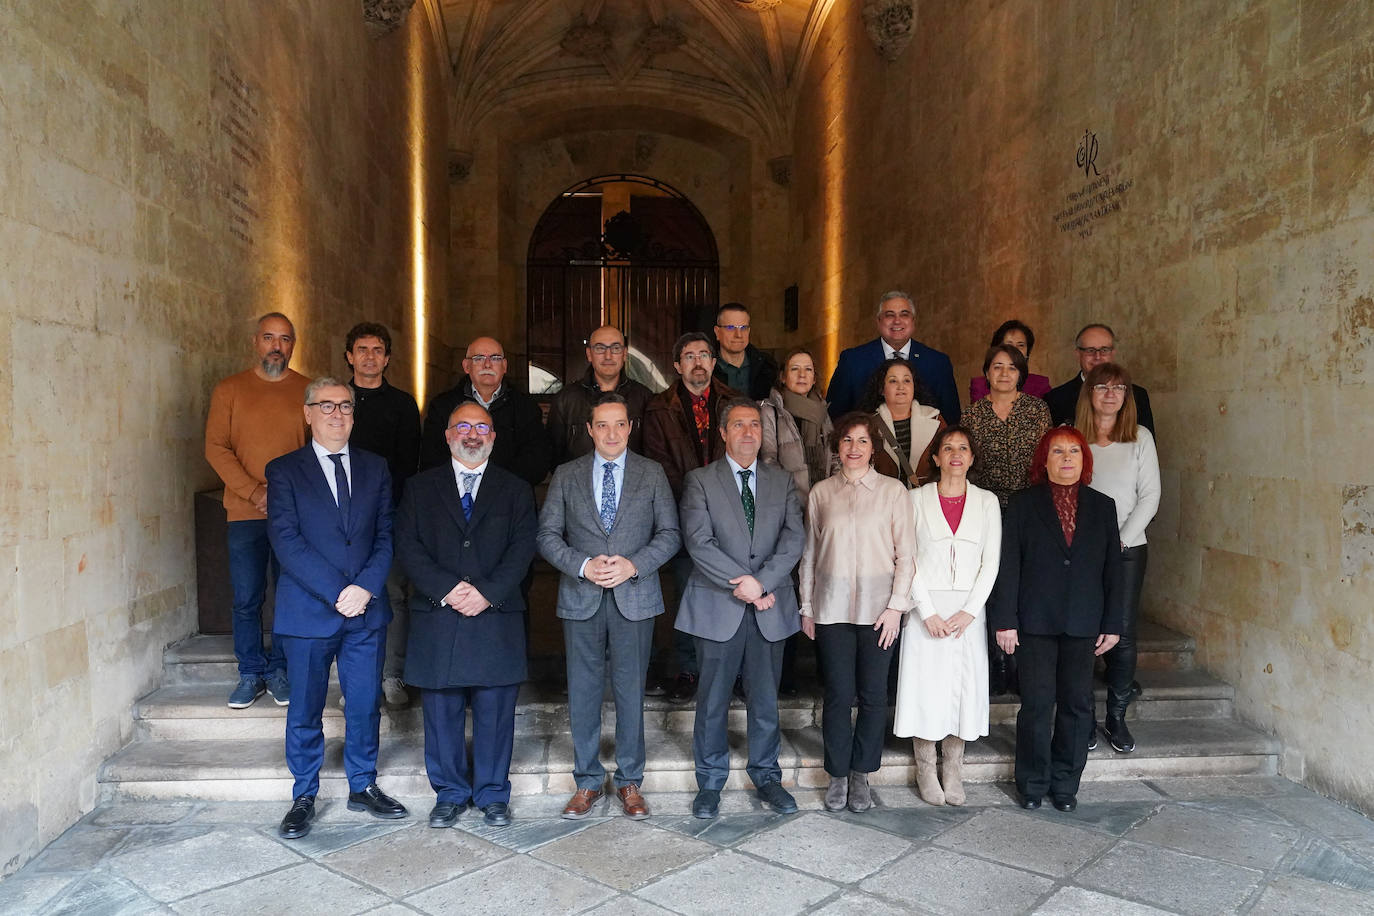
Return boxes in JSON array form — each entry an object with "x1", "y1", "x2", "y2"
[{"x1": 226, "y1": 519, "x2": 285, "y2": 679}]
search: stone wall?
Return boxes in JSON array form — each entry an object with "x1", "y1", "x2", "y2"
[
  {"x1": 0, "y1": 0, "x2": 449, "y2": 873},
  {"x1": 792, "y1": 1, "x2": 1374, "y2": 810}
]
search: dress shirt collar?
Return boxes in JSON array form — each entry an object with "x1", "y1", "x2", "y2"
[
  {"x1": 311, "y1": 439, "x2": 348, "y2": 459},
  {"x1": 839, "y1": 466, "x2": 881, "y2": 490},
  {"x1": 451, "y1": 457, "x2": 489, "y2": 491},
  {"x1": 881, "y1": 338, "x2": 911, "y2": 361},
  {"x1": 725, "y1": 453, "x2": 757, "y2": 478},
  {"x1": 594, "y1": 450, "x2": 628, "y2": 471}
]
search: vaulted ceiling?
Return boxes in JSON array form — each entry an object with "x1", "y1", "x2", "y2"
[{"x1": 436, "y1": 0, "x2": 839, "y2": 150}]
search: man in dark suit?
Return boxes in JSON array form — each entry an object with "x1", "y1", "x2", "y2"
[
  {"x1": 538, "y1": 393, "x2": 681, "y2": 820},
  {"x1": 1045, "y1": 324, "x2": 1155, "y2": 433},
  {"x1": 678, "y1": 397, "x2": 806, "y2": 819},
  {"x1": 266, "y1": 377, "x2": 406, "y2": 840},
  {"x1": 825, "y1": 290, "x2": 960, "y2": 424},
  {"x1": 396, "y1": 402, "x2": 538, "y2": 829}
]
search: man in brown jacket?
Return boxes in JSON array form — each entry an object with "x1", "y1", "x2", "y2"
[
  {"x1": 641, "y1": 331, "x2": 741, "y2": 701},
  {"x1": 205, "y1": 313, "x2": 310, "y2": 709}
]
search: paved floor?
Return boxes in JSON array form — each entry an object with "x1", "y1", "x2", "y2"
[{"x1": 4, "y1": 777, "x2": 1374, "y2": 915}]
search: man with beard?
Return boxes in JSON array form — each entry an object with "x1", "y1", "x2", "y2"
[
  {"x1": 545, "y1": 325, "x2": 654, "y2": 466},
  {"x1": 419, "y1": 337, "x2": 552, "y2": 486},
  {"x1": 205, "y1": 313, "x2": 310, "y2": 709},
  {"x1": 396, "y1": 403, "x2": 538, "y2": 828}
]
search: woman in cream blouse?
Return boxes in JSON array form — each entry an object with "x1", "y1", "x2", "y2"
[{"x1": 893, "y1": 426, "x2": 1001, "y2": 806}]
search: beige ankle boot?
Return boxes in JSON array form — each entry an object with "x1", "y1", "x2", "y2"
[
  {"x1": 940, "y1": 736, "x2": 966, "y2": 806},
  {"x1": 912, "y1": 738, "x2": 945, "y2": 805}
]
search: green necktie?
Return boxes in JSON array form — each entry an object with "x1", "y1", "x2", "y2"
[{"x1": 739, "y1": 468, "x2": 754, "y2": 536}]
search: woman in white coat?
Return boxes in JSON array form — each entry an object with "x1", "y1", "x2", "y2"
[{"x1": 894, "y1": 426, "x2": 1001, "y2": 806}]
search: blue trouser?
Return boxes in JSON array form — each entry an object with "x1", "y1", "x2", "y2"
[
  {"x1": 226, "y1": 519, "x2": 286, "y2": 679},
  {"x1": 278, "y1": 622, "x2": 385, "y2": 799},
  {"x1": 693, "y1": 612, "x2": 785, "y2": 790},
  {"x1": 421, "y1": 683, "x2": 519, "y2": 807}
]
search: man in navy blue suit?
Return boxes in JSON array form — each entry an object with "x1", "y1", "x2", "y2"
[
  {"x1": 825, "y1": 290, "x2": 961, "y2": 424},
  {"x1": 266, "y1": 377, "x2": 408, "y2": 840}
]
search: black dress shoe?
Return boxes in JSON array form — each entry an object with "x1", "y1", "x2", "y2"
[
  {"x1": 1104, "y1": 715, "x2": 1136, "y2": 753},
  {"x1": 644, "y1": 673, "x2": 667, "y2": 697},
  {"x1": 482, "y1": 802, "x2": 511, "y2": 827},
  {"x1": 667, "y1": 672, "x2": 698, "y2": 704},
  {"x1": 348, "y1": 784, "x2": 408, "y2": 819},
  {"x1": 1052, "y1": 794, "x2": 1078, "y2": 812},
  {"x1": 692, "y1": 788, "x2": 720, "y2": 819},
  {"x1": 1087, "y1": 728, "x2": 1099, "y2": 751},
  {"x1": 279, "y1": 796, "x2": 315, "y2": 839},
  {"x1": 756, "y1": 781, "x2": 798, "y2": 814},
  {"x1": 428, "y1": 801, "x2": 461, "y2": 828},
  {"x1": 1019, "y1": 795, "x2": 1042, "y2": 810}
]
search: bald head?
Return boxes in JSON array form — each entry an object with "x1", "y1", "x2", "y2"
[
  {"x1": 445, "y1": 402, "x2": 495, "y2": 469},
  {"x1": 462, "y1": 336, "x2": 507, "y2": 400},
  {"x1": 586, "y1": 325, "x2": 627, "y2": 389}
]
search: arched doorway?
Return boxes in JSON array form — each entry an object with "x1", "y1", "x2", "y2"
[{"x1": 526, "y1": 174, "x2": 719, "y2": 394}]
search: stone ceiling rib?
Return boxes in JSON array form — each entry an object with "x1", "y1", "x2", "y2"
[
  {"x1": 759, "y1": 7, "x2": 787, "y2": 93},
  {"x1": 791, "y1": 0, "x2": 838, "y2": 87},
  {"x1": 451, "y1": 0, "x2": 491, "y2": 89}
]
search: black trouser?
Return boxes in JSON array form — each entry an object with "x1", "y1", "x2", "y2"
[
  {"x1": 814, "y1": 622, "x2": 895, "y2": 777},
  {"x1": 1015, "y1": 633, "x2": 1096, "y2": 799},
  {"x1": 1102, "y1": 545, "x2": 1147, "y2": 718}
]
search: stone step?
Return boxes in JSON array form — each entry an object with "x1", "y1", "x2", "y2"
[
  {"x1": 131, "y1": 668, "x2": 1235, "y2": 742},
  {"x1": 98, "y1": 716, "x2": 1279, "y2": 802},
  {"x1": 159, "y1": 619, "x2": 1198, "y2": 683}
]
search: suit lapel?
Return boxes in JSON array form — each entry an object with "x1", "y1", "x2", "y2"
[
  {"x1": 574, "y1": 454, "x2": 603, "y2": 530},
  {"x1": 466, "y1": 467, "x2": 498, "y2": 530},
  {"x1": 1031, "y1": 485, "x2": 1071, "y2": 556},
  {"x1": 715, "y1": 459, "x2": 752, "y2": 543},
  {"x1": 438, "y1": 464, "x2": 470, "y2": 533},
  {"x1": 303, "y1": 448, "x2": 349, "y2": 534},
  {"x1": 608, "y1": 455, "x2": 641, "y2": 534}
]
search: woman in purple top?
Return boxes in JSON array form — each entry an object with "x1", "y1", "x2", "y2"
[{"x1": 968, "y1": 320, "x2": 1052, "y2": 402}]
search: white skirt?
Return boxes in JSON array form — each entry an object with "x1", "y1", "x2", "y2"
[{"x1": 892, "y1": 589, "x2": 989, "y2": 741}]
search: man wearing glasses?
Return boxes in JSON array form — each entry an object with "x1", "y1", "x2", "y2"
[
  {"x1": 545, "y1": 325, "x2": 654, "y2": 466},
  {"x1": 712, "y1": 302, "x2": 778, "y2": 401},
  {"x1": 419, "y1": 336, "x2": 552, "y2": 486},
  {"x1": 266, "y1": 378, "x2": 406, "y2": 840},
  {"x1": 396, "y1": 403, "x2": 538, "y2": 829},
  {"x1": 1045, "y1": 324, "x2": 1155, "y2": 432}
]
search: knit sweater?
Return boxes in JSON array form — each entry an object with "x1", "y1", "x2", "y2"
[{"x1": 204, "y1": 368, "x2": 309, "y2": 521}]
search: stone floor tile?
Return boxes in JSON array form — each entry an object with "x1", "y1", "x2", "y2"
[
  {"x1": 1051, "y1": 801, "x2": 1162, "y2": 837},
  {"x1": 404, "y1": 855, "x2": 616, "y2": 916},
  {"x1": 654, "y1": 812, "x2": 785, "y2": 846},
  {"x1": 532, "y1": 818, "x2": 714, "y2": 890},
  {"x1": 735, "y1": 812, "x2": 911, "y2": 883},
  {"x1": 263, "y1": 820, "x2": 412, "y2": 858},
  {"x1": 86, "y1": 804, "x2": 194, "y2": 827},
  {"x1": 507, "y1": 791, "x2": 611, "y2": 820},
  {"x1": 1068, "y1": 781, "x2": 1167, "y2": 803},
  {"x1": 1124, "y1": 804, "x2": 1299, "y2": 869},
  {"x1": 1279, "y1": 836, "x2": 1374, "y2": 891},
  {"x1": 1260, "y1": 793, "x2": 1374, "y2": 840},
  {"x1": 1031, "y1": 885, "x2": 1172, "y2": 914},
  {"x1": 0, "y1": 875, "x2": 78, "y2": 914},
  {"x1": 110, "y1": 825, "x2": 216, "y2": 858},
  {"x1": 860, "y1": 846, "x2": 1055, "y2": 914},
  {"x1": 1250, "y1": 874, "x2": 1374, "y2": 915},
  {"x1": 168, "y1": 862, "x2": 387, "y2": 915},
  {"x1": 827, "y1": 804, "x2": 972, "y2": 841},
  {"x1": 955, "y1": 783, "x2": 1022, "y2": 807},
  {"x1": 457, "y1": 814, "x2": 600, "y2": 853},
  {"x1": 1145, "y1": 775, "x2": 1291, "y2": 799},
  {"x1": 26, "y1": 826, "x2": 132, "y2": 871},
  {"x1": 809, "y1": 889, "x2": 936, "y2": 916},
  {"x1": 1174, "y1": 795, "x2": 1299, "y2": 828},
  {"x1": 1076, "y1": 840, "x2": 1263, "y2": 915},
  {"x1": 43, "y1": 873, "x2": 167, "y2": 916},
  {"x1": 182, "y1": 802, "x2": 293, "y2": 826},
  {"x1": 319, "y1": 824, "x2": 510, "y2": 897},
  {"x1": 580, "y1": 896, "x2": 677, "y2": 915},
  {"x1": 358, "y1": 907, "x2": 424, "y2": 916},
  {"x1": 106, "y1": 828, "x2": 304, "y2": 902},
  {"x1": 934, "y1": 809, "x2": 1114, "y2": 878},
  {"x1": 635, "y1": 849, "x2": 836, "y2": 916}
]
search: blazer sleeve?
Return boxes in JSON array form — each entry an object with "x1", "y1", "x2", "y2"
[
  {"x1": 1119, "y1": 432, "x2": 1161, "y2": 546},
  {"x1": 266, "y1": 459, "x2": 351, "y2": 605},
  {"x1": 679, "y1": 471, "x2": 753, "y2": 586},
  {"x1": 755, "y1": 476, "x2": 805, "y2": 595},
  {"x1": 535, "y1": 467, "x2": 587, "y2": 578},
  {"x1": 961, "y1": 490, "x2": 1002, "y2": 621},
  {"x1": 625, "y1": 463, "x2": 682, "y2": 578},
  {"x1": 989, "y1": 491, "x2": 1025, "y2": 630},
  {"x1": 930, "y1": 354, "x2": 962, "y2": 427},
  {"x1": 353, "y1": 461, "x2": 394, "y2": 599},
  {"x1": 394, "y1": 477, "x2": 460, "y2": 605},
  {"x1": 469, "y1": 479, "x2": 539, "y2": 611},
  {"x1": 1136, "y1": 387, "x2": 1155, "y2": 436},
  {"x1": 1099, "y1": 495, "x2": 1128, "y2": 636},
  {"x1": 826, "y1": 351, "x2": 857, "y2": 419}
]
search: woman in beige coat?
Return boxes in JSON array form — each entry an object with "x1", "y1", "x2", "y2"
[
  {"x1": 894, "y1": 426, "x2": 1001, "y2": 805},
  {"x1": 759, "y1": 347, "x2": 834, "y2": 503},
  {"x1": 861, "y1": 358, "x2": 945, "y2": 489}
]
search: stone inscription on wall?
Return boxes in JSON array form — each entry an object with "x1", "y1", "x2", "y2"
[
  {"x1": 1052, "y1": 130, "x2": 1133, "y2": 238},
  {"x1": 214, "y1": 59, "x2": 262, "y2": 247}
]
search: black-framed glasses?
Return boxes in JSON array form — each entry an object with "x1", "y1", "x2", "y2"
[
  {"x1": 467, "y1": 354, "x2": 506, "y2": 366},
  {"x1": 1092, "y1": 384, "x2": 1129, "y2": 394},
  {"x1": 1076, "y1": 346, "x2": 1115, "y2": 357},
  {"x1": 308, "y1": 400, "x2": 354, "y2": 415},
  {"x1": 448, "y1": 421, "x2": 493, "y2": 435},
  {"x1": 590, "y1": 343, "x2": 625, "y2": 355}
]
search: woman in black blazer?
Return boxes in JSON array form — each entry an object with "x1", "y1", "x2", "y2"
[{"x1": 990, "y1": 427, "x2": 1125, "y2": 812}]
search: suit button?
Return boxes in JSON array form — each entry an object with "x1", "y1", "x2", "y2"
[
  {"x1": 1063, "y1": 559, "x2": 1071, "y2": 566},
  {"x1": 463, "y1": 540, "x2": 471, "y2": 548},
  {"x1": 750, "y1": 554, "x2": 757, "y2": 560}
]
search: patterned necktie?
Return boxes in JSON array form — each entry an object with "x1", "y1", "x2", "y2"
[
  {"x1": 460, "y1": 472, "x2": 478, "y2": 521},
  {"x1": 738, "y1": 468, "x2": 754, "y2": 536},
  {"x1": 600, "y1": 461, "x2": 617, "y2": 533},
  {"x1": 328, "y1": 454, "x2": 350, "y2": 523}
]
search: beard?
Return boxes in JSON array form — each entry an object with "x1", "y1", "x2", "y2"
[
  {"x1": 259, "y1": 352, "x2": 286, "y2": 379},
  {"x1": 451, "y1": 439, "x2": 494, "y2": 465}
]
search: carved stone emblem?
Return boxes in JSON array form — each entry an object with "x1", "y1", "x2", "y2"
[
  {"x1": 448, "y1": 149, "x2": 473, "y2": 184},
  {"x1": 767, "y1": 155, "x2": 791, "y2": 188},
  {"x1": 638, "y1": 23, "x2": 686, "y2": 56},
  {"x1": 561, "y1": 19, "x2": 613, "y2": 58},
  {"x1": 861, "y1": 0, "x2": 915, "y2": 62},
  {"x1": 362, "y1": 0, "x2": 416, "y2": 38}
]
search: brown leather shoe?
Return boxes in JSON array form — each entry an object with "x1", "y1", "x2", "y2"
[
  {"x1": 561, "y1": 788, "x2": 603, "y2": 819},
  {"x1": 617, "y1": 784, "x2": 650, "y2": 820}
]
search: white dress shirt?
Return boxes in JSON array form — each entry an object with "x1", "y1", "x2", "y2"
[
  {"x1": 882, "y1": 339, "x2": 912, "y2": 361},
  {"x1": 725, "y1": 454, "x2": 759, "y2": 498},
  {"x1": 579, "y1": 450, "x2": 628, "y2": 579},
  {"x1": 450, "y1": 457, "x2": 489, "y2": 500},
  {"x1": 312, "y1": 439, "x2": 351, "y2": 505}
]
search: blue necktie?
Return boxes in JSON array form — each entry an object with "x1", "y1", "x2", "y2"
[
  {"x1": 460, "y1": 472, "x2": 478, "y2": 521},
  {"x1": 739, "y1": 468, "x2": 754, "y2": 536},
  {"x1": 600, "y1": 461, "x2": 617, "y2": 533},
  {"x1": 328, "y1": 453, "x2": 350, "y2": 524}
]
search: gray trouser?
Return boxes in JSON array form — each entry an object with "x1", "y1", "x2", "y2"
[
  {"x1": 564, "y1": 590, "x2": 655, "y2": 790},
  {"x1": 383, "y1": 566, "x2": 410, "y2": 679},
  {"x1": 694, "y1": 612, "x2": 785, "y2": 790}
]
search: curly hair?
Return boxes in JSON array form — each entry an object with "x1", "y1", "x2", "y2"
[{"x1": 858, "y1": 358, "x2": 935, "y2": 413}]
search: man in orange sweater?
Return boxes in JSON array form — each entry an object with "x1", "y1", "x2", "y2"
[{"x1": 205, "y1": 313, "x2": 311, "y2": 708}]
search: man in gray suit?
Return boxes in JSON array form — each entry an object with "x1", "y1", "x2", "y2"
[
  {"x1": 538, "y1": 393, "x2": 681, "y2": 820},
  {"x1": 678, "y1": 397, "x2": 805, "y2": 819}
]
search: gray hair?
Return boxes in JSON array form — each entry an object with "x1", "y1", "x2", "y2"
[
  {"x1": 717, "y1": 396, "x2": 761, "y2": 430},
  {"x1": 304, "y1": 376, "x2": 350, "y2": 404},
  {"x1": 876, "y1": 291, "x2": 914, "y2": 317},
  {"x1": 256, "y1": 311, "x2": 295, "y2": 334}
]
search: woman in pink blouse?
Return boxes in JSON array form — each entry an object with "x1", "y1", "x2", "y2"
[{"x1": 799, "y1": 412, "x2": 916, "y2": 814}]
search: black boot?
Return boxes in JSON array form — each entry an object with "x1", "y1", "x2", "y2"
[{"x1": 1104, "y1": 713, "x2": 1135, "y2": 753}]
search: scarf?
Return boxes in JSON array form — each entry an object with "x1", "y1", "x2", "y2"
[{"x1": 781, "y1": 388, "x2": 831, "y2": 485}]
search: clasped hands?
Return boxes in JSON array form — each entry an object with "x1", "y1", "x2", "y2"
[
  {"x1": 729, "y1": 574, "x2": 775, "y2": 610},
  {"x1": 441, "y1": 581, "x2": 491, "y2": 617},
  {"x1": 923, "y1": 610, "x2": 976, "y2": 640},
  {"x1": 587, "y1": 555, "x2": 637, "y2": 589},
  {"x1": 335, "y1": 584, "x2": 372, "y2": 618}
]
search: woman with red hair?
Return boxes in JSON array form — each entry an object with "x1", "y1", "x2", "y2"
[{"x1": 989, "y1": 427, "x2": 1126, "y2": 812}]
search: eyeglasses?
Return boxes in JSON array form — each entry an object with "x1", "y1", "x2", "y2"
[
  {"x1": 448, "y1": 422, "x2": 493, "y2": 435},
  {"x1": 590, "y1": 343, "x2": 625, "y2": 355},
  {"x1": 308, "y1": 400, "x2": 354, "y2": 415},
  {"x1": 1092, "y1": 384, "x2": 1129, "y2": 394},
  {"x1": 1076, "y1": 346, "x2": 1115, "y2": 357},
  {"x1": 716, "y1": 324, "x2": 750, "y2": 333},
  {"x1": 467, "y1": 354, "x2": 506, "y2": 366},
  {"x1": 678, "y1": 352, "x2": 713, "y2": 364}
]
